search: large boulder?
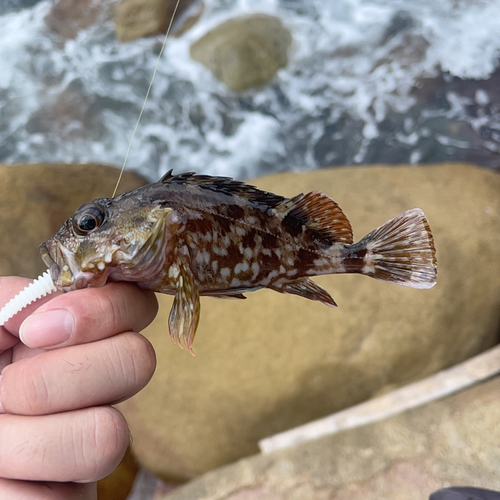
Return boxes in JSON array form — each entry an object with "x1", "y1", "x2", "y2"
[
  {"x1": 0, "y1": 163, "x2": 146, "y2": 279},
  {"x1": 118, "y1": 163, "x2": 500, "y2": 480},
  {"x1": 189, "y1": 14, "x2": 292, "y2": 91},
  {"x1": 163, "y1": 374, "x2": 500, "y2": 500}
]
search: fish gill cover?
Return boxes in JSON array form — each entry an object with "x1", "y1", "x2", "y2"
[{"x1": 0, "y1": 0, "x2": 499, "y2": 180}]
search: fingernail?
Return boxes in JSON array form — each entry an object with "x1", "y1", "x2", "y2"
[{"x1": 20, "y1": 309, "x2": 75, "y2": 348}]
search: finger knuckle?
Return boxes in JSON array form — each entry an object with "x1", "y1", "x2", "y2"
[
  {"x1": 2, "y1": 360, "x2": 50, "y2": 415},
  {"x1": 79, "y1": 406, "x2": 129, "y2": 482},
  {"x1": 115, "y1": 333, "x2": 157, "y2": 390}
]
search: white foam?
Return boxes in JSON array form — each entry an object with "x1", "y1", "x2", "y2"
[{"x1": 0, "y1": 0, "x2": 499, "y2": 178}]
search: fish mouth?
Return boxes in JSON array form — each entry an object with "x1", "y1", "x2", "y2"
[
  {"x1": 38, "y1": 241, "x2": 99, "y2": 291},
  {"x1": 39, "y1": 242, "x2": 60, "y2": 282}
]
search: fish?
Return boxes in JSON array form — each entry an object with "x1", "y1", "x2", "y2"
[{"x1": 5, "y1": 170, "x2": 437, "y2": 354}]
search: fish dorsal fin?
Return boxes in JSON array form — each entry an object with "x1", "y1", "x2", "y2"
[
  {"x1": 160, "y1": 169, "x2": 175, "y2": 182},
  {"x1": 159, "y1": 171, "x2": 285, "y2": 208},
  {"x1": 279, "y1": 191, "x2": 353, "y2": 246}
]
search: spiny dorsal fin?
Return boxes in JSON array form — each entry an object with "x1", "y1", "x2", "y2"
[
  {"x1": 279, "y1": 191, "x2": 353, "y2": 246},
  {"x1": 159, "y1": 170, "x2": 285, "y2": 209}
]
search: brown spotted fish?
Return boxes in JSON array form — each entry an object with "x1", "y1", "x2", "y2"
[{"x1": 32, "y1": 170, "x2": 436, "y2": 353}]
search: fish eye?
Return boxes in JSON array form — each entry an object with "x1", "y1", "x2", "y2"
[{"x1": 73, "y1": 204, "x2": 106, "y2": 236}]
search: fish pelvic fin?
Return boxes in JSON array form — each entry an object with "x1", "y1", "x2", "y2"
[
  {"x1": 347, "y1": 208, "x2": 437, "y2": 289},
  {"x1": 168, "y1": 252, "x2": 200, "y2": 356},
  {"x1": 278, "y1": 191, "x2": 353, "y2": 246},
  {"x1": 269, "y1": 277, "x2": 337, "y2": 307}
]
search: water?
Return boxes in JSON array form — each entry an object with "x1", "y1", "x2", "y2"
[{"x1": 1, "y1": 0, "x2": 500, "y2": 181}]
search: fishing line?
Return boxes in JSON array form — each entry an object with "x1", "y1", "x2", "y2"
[{"x1": 112, "y1": 0, "x2": 183, "y2": 198}]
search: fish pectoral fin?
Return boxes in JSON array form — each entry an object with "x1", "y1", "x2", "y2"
[
  {"x1": 269, "y1": 278, "x2": 337, "y2": 308},
  {"x1": 277, "y1": 191, "x2": 353, "y2": 246},
  {"x1": 168, "y1": 258, "x2": 200, "y2": 355}
]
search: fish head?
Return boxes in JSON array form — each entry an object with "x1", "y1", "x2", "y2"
[{"x1": 39, "y1": 197, "x2": 175, "y2": 292}]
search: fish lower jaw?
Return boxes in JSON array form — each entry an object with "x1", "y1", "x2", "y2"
[{"x1": 57, "y1": 270, "x2": 108, "y2": 292}]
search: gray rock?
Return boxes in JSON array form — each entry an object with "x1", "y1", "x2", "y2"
[
  {"x1": 114, "y1": 0, "x2": 201, "y2": 42},
  {"x1": 189, "y1": 14, "x2": 292, "y2": 91}
]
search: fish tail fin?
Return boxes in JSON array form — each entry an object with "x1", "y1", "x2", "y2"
[{"x1": 348, "y1": 208, "x2": 437, "y2": 289}]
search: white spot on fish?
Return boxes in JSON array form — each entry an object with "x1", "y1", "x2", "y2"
[
  {"x1": 362, "y1": 252, "x2": 379, "y2": 274},
  {"x1": 235, "y1": 261, "x2": 250, "y2": 275},
  {"x1": 211, "y1": 260, "x2": 219, "y2": 273},
  {"x1": 169, "y1": 266, "x2": 180, "y2": 279},
  {"x1": 251, "y1": 262, "x2": 260, "y2": 278},
  {"x1": 313, "y1": 258, "x2": 328, "y2": 268},
  {"x1": 267, "y1": 269, "x2": 279, "y2": 281},
  {"x1": 274, "y1": 249, "x2": 282, "y2": 259},
  {"x1": 220, "y1": 267, "x2": 231, "y2": 278},
  {"x1": 246, "y1": 216, "x2": 258, "y2": 225},
  {"x1": 231, "y1": 277, "x2": 241, "y2": 287},
  {"x1": 262, "y1": 249, "x2": 272, "y2": 257},
  {"x1": 213, "y1": 246, "x2": 229, "y2": 256},
  {"x1": 244, "y1": 247, "x2": 253, "y2": 259},
  {"x1": 195, "y1": 250, "x2": 210, "y2": 265},
  {"x1": 236, "y1": 226, "x2": 246, "y2": 236},
  {"x1": 287, "y1": 269, "x2": 298, "y2": 277},
  {"x1": 97, "y1": 262, "x2": 105, "y2": 271}
]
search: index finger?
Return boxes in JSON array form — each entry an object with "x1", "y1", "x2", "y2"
[{"x1": 18, "y1": 283, "x2": 158, "y2": 350}]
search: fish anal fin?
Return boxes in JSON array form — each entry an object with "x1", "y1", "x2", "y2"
[
  {"x1": 210, "y1": 293, "x2": 247, "y2": 300},
  {"x1": 279, "y1": 192, "x2": 353, "y2": 246},
  {"x1": 168, "y1": 253, "x2": 200, "y2": 355},
  {"x1": 270, "y1": 278, "x2": 337, "y2": 308}
]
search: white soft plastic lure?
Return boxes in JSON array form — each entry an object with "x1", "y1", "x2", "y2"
[{"x1": 0, "y1": 271, "x2": 57, "y2": 325}]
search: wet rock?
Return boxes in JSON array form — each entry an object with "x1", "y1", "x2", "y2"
[
  {"x1": 189, "y1": 14, "x2": 292, "y2": 92},
  {"x1": 44, "y1": 0, "x2": 109, "y2": 40},
  {"x1": 163, "y1": 377, "x2": 500, "y2": 500},
  {"x1": 118, "y1": 163, "x2": 500, "y2": 480},
  {"x1": 0, "y1": 163, "x2": 146, "y2": 279},
  {"x1": 114, "y1": 0, "x2": 202, "y2": 43}
]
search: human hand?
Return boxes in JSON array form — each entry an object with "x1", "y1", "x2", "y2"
[{"x1": 0, "y1": 277, "x2": 158, "y2": 500}]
